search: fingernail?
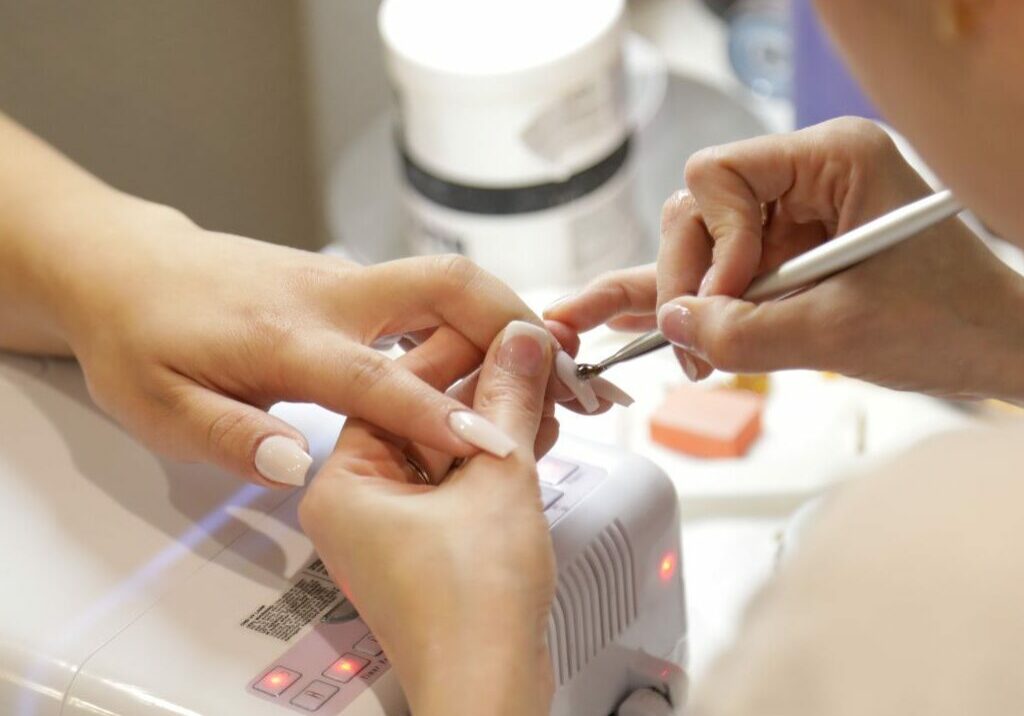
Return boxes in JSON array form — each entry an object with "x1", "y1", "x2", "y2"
[
  {"x1": 448, "y1": 410, "x2": 517, "y2": 457},
  {"x1": 698, "y1": 266, "x2": 717, "y2": 297},
  {"x1": 554, "y1": 351, "x2": 599, "y2": 413},
  {"x1": 498, "y1": 321, "x2": 550, "y2": 377},
  {"x1": 658, "y1": 303, "x2": 696, "y2": 350},
  {"x1": 590, "y1": 376, "x2": 635, "y2": 407},
  {"x1": 255, "y1": 435, "x2": 313, "y2": 487},
  {"x1": 679, "y1": 352, "x2": 698, "y2": 382}
]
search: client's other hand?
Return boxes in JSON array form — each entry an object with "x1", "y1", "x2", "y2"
[{"x1": 299, "y1": 321, "x2": 558, "y2": 716}]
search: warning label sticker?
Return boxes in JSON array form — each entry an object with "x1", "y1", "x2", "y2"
[
  {"x1": 303, "y1": 557, "x2": 331, "y2": 580},
  {"x1": 241, "y1": 577, "x2": 340, "y2": 642}
]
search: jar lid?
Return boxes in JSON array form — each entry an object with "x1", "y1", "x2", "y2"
[{"x1": 380, "y1": 0, "x2": 625, "y2": 94}]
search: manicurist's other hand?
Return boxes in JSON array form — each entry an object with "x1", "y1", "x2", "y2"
[
  {"x1": 299, "y1": 320, "x2": 558, "y2": 716},
  {"x1": 547, "y1": 118, "x2": 1024, "y2": 403}
]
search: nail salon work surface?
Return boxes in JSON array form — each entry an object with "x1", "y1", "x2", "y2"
[{"x1": 0, "y1": 352, "x2": 689, "y2": 716}]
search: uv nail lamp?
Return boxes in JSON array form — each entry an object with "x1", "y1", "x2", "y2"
[{"x1": 0, "y1": 354, "x2": 687, "y2": 716}]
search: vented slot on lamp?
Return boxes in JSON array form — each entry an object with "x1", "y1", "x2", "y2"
[{"x1": 583, "y1": 550, "x2": 613, "y2": 649}]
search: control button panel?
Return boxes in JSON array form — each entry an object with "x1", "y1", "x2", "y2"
[
  {"x1": 248, "y1": 594, "x2": 391, "y2": 714},
  {"x1": 248, "y1": 457, "x2": 605, "y2": 712},
  {"x1": 290, "y1": 680, "x2": 339, "y2": 712},
  {"x1": 255, "y1": 666, "x2": 302, "y2": 697}
]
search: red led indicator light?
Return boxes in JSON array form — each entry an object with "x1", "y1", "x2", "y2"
[
  {"x1": 659, "y1": 552, "x2": 677, "y2": 582},
  {"x1": 255, "y1": 667, "x2": 301, "y2": 696},
  {"x1": 323, "y1": 653, "x2": 369, "y2": 683}
]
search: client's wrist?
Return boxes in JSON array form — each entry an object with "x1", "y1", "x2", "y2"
[
  {"x1": 45, "y1": 193, "x2": 196, "y2": 354},
  {"x1": 401, "y1": 622, "x2": 553, "y2": 716}
]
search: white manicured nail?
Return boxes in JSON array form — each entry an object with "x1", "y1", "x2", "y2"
[
  {"x1": 255, "y1": 435, "x2": 313, "y2": 487},
  {"x1": 590, "y1": 376, "x2": 635, "y2": 407},
  {"x1": 448, "y1": 410, "x2": 516, "y2": 457},
  {"x1": 555, "y1": 351, "x2": 599, "y2": 413}
]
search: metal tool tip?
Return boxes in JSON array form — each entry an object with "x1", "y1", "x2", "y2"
[{"x1": 575, "y1": 363, "x2": 601, "y2": 380}]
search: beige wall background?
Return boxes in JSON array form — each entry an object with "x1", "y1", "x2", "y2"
[{"x1": 0, "y1": 0, "x2": 389, "y2": 251}]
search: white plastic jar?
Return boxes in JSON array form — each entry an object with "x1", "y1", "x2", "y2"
[{"x1": 379, "y1": 0, "x2": 642, "y2": 289}]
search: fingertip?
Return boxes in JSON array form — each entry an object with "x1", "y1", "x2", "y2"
[{"x1": 545, "y1": 319, "x2": 580, "y2": 356}]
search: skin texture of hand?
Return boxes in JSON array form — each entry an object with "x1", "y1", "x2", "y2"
[
  {"x1": 0, "y1": 113, "x2": 605, "y2": 487},
  {"x1": 546, "y1": 118, "x2": 1024, "y2": 404},
  {"x1": 299, "y1": 321, "x2": 557, "y2": 716}
]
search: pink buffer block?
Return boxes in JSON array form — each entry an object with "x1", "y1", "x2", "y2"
[{"x1": 649, "y1": 384, "x2": 764, "y2": 458}]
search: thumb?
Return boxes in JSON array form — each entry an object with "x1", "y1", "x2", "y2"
[
  {"x1": 656, "y1": 293, "x2": 823, "y2": 374},
  {"x1": 171, "y1": 385, "x2": 313, "y2": 488},
  {"x1": 469, "y1": 320, "x2": 555, "y2": 454}
]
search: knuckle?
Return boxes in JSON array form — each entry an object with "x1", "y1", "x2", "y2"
[
  {"x1": 832, "y1": 116, "x2": 896, "y2": 159},
  {"x1": 684, "y1": 145, "x2": 725, "y2": 187},
  {"x1": 435, "y1": 254, "x2": 484, "y2": 296},
  {"x1": 475, "y1": 376, "x2": 538, "y2": 419},
  {"x1": 257, "y1": 317, "x2": 306, "y2": 391},
  {"x1": 344, "y1": 351, "x2": 392, "y2": 398},
  {"x1": 205, "y1": 407, "x2": 260, "y2": 459}
]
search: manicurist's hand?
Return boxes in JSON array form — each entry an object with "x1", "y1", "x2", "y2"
[
  {"x1": 0, "y1": 113, "x2": 583, "y2": 487},
  {"x1": 547, "y1": 118, "x2": 1024, "y2": 404},
  {"x1": 299, "y1": 320, "x2": 557, "y2": 716}
]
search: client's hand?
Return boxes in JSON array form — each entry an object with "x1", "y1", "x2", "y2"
[
  {"x1": 0, "y1": 113, "x2": 619, "y2": 489},
  {"x1": 299, "y1": 320, "x2": 558, "y2": 716},
  {"x1": 547, "y1": 118, "x2": 1024, "y2": 403},
  {"x1": 64, "y1": 212, "x2": 550, "y2": 487}
]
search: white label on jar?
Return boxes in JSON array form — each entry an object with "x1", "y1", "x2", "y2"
[{"x1": 522, "y1": 64, "x2": 628, "y2": 176}]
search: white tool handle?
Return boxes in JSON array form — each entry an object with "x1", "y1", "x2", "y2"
[{"x1": 744, "y1": 189, "x2": 962, "y2": 301}]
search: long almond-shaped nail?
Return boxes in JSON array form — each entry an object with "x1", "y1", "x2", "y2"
[
  {"x1": 255, "y1": 435, "x2": 313, "y2": 487},
  {"x1": 554, "y1": 351, "x2": 599, "y2": 413},
  {"x1": 448, "y1": 410, "x2": 516, "y2": 457},
  {"x1": 590, "y1": 376, "x2": 635, "y2": 407},
  {"x1": 498, "y1": 321, "x2": 550, "y2": 377}
]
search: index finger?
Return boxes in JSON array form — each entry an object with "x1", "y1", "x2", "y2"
[{"x1": 364, "y1": 255, "x2": 543, "y2": 351}]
